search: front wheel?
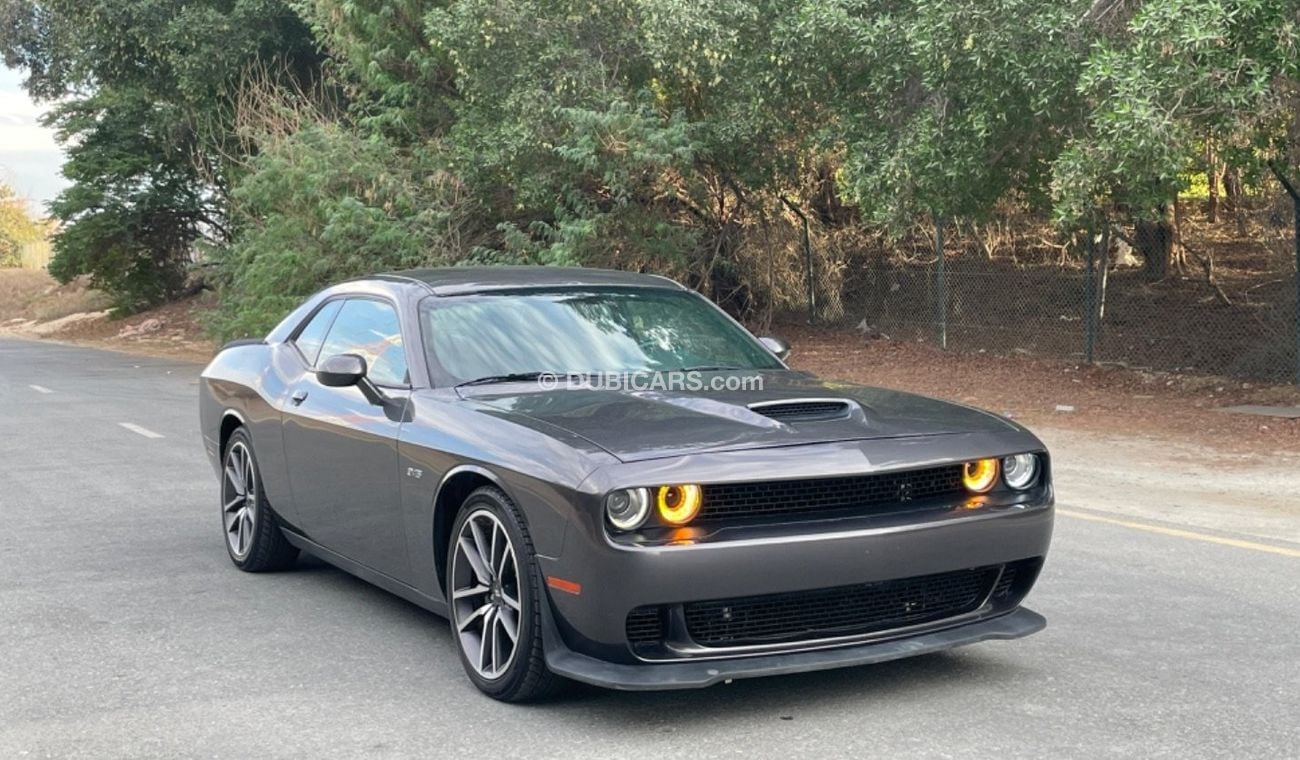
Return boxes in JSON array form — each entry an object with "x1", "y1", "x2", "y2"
[
  {"x1": 447, "y1": 486, "x2": 564, "y2": 701},
  {"x1": 221, "y1": 428, "x2": 298, "y2": 572}
]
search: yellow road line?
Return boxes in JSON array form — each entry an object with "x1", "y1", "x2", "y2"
[{"x1": 1057, "y1": 509, "x2": 1300, "y2": 559}]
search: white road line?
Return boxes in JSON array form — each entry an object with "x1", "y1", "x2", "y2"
[
  {"x1": 118, "y1": 422, "x2": 165, "y2": 440},
  {"x1": 1058, "y1": 509, "x2": 1300, "y2": 559},
  {"x1": 29, "y1": 384, "x2": 54, "y2": 394}
]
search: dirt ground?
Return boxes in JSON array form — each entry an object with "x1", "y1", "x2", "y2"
[
  {"x1": 0, "y1": 269, "x2": 216, "y2": 362},
  {"x1": 781, "y1": 321, "x2": 1300, "y2": 461}
]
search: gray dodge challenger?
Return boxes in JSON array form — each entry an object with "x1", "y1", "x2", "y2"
[{"x1": 200, "y1": 266, "x2": 1053, "y2": 701}]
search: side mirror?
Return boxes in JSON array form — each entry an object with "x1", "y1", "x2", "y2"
[
  {"x1": 759, "y1": 336, "x2": 791, "y2": 362},
  {"x1": 317, "y1": 353, "x2": 367, "y2": 387}
]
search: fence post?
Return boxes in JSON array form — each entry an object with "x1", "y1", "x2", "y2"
[
  {"x1": 1294, "y1": 194, "x2": 1299, "y2": 385},
  {"x1": 1267, "y1": 164, "x2": 1300, "y2": 385},
  {"x1": 1084, "y1": 224, "x2": 1097, "y2": 364},
  {"x1": 805, "y1": 224, "x2": 816, "y2": 324},
  {"x1": 935, "y1": 215, "x2": 947, "y2": 349}
]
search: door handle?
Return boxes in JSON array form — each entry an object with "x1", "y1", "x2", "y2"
[{"x1": 290, "y1": 389, "x2": 309, "y2": 406}]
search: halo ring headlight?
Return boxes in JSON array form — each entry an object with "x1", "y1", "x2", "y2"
[
  {"x1": 605, "y1": 487, "x2": 651, "y2": 531},
  {"x1": 656, "y1": 485, "x2": 703, "y2": 526},
  {"x1": 1002, "y1": 453, "x2": 1040, "y2": 490},
  {"x1": 962, "y1": 459, "x2": 999, "y2": 494}
]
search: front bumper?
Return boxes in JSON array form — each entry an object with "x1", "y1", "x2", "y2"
[
  {"x1": 537, "y1": 500, "x2": 1053, "y2": 661},
  {"x1": 543, "y1": 605, "x2": 1046, "y2": 691},
  {"x1": 532, "y1": 435, "x2": 1054, "y2": 688}
]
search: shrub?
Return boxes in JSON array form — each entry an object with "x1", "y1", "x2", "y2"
[{"x1": 210, "y1": 124, "x2": 484, "y2": 340}]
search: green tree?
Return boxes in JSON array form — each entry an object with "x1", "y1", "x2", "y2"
[
  {"x1": 784, "y1": 0, "x2": 1091, "y2": 227},
  {"x1": 13, "y1": 0, "x2": 1289, "y2": 335},
  {"x1": 1052, "y1": 0, "x2": 1300, "y2": 273},
  {"x1": 270, "y1": 0, "x2": 1103, "y2": 316},
  {"x1": 312, "y1": 1, "x2": 831, "y2": 294},
  {"x1": 0, "y1": 0, "x2": 321, "y2": 310},
  {"x1": 293, "y1": 0, "x2": 456, "y2": 138},
  {"x1": 213, "y1": 123, "x2": 485, "y2": 339}
]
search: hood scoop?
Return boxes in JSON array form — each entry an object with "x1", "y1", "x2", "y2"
[{"x1": 748, "y1": 398, "x2": 854, "y2": 423}]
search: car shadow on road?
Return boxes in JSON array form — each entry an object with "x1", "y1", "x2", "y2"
[{"x1": 287, "y1": 554, "x2": 1038, "y2": 721}]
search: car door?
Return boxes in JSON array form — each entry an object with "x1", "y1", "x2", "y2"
[{"x1": 281, "y1": 296, "x2": 412, "y2": 580}]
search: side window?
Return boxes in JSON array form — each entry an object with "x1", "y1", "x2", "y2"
[
  {"x1": 318, "y1": 299, "x2": 409, "y2": 386},
  {"x1": 292, "y1": 300, "x2": 343, "y2": 367}
]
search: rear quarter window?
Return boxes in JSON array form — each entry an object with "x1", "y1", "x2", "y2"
[{"x1": 292, "y1": 300, "x2": 343, "y2": 367}]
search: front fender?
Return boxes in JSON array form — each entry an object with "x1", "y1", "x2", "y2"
[
  {"x1": 199, "y1": 342, "x2": 297, "y2": 522},
  {"x1": 395, "y1": 390, "x2": 618, "y2": 600}
]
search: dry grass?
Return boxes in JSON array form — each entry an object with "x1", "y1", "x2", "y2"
[
  {"x1": 0, "y1": 269, "x2": 113, "y2": 322},
  {"x1": 0, "y1": 268, "x2": 216, "y2": 361}
]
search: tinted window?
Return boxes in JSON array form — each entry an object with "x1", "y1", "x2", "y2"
[
  {"x1": 420, "y1": 288, "x2": 782, "y2": 382},
  {"x1": 293, "y1": 300, "x2": 343, "y2": 367},
  {"x1": 319, "y1": 299, "x2": 409, "y2": 386}
]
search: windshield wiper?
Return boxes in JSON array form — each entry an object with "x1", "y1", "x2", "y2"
[{"x1": 455, "y1": 371, "x2": 558, "y2": 388}]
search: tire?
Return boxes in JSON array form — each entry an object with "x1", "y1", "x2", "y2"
[
  {"x1": 447, "y1": 486, "x2": 565, "y2": 702},
  {"x1": 220, "y1": 428, "x2": 299, "y2": 572}
]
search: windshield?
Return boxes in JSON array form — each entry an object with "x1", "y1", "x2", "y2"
[{"x1": 420, "y1": 288, "x2": 782, "y2": 383}]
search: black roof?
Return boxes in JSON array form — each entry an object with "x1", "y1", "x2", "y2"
[{"x1": 376, "y1": 266, "x2": 686, "y2": 296}]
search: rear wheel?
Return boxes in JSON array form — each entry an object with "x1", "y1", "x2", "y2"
[
  {"x1": 221, "y1": 428, "x2": 298, "y2": 572},
  {"x1": 448, "y1": 486, "x2": 563, "y2": 701}
]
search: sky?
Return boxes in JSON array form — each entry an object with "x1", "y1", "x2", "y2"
[{"x1": 0, "y1": 65, "x2": 68, "y2": 217}]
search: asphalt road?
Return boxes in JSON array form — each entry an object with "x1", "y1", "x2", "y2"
[{"x1": 2, "y1": 337, "x2": 1298, "y2": 759}]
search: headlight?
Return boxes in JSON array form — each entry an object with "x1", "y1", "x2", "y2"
[
  {"x1": 1002, "y1": 453, "x2": 1040, "y2": 490},
  {"x1": 605, "y1": 487, "x2": 651, "y2": 531},
  {"x1": 962, "y1": 459, "x2": 999, "y2": 493},
  {"x1": 656, "y1": 484, "x2": 703, "y2": 526}
]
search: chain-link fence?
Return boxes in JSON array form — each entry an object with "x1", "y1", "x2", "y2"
[{"x1": 784, "y1": 202, "x2": 1300, "y2": 384}]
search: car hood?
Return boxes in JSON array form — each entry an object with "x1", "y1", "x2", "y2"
[{"x1": 464, "y1": 371, "x2": 1020, "y2": 463}]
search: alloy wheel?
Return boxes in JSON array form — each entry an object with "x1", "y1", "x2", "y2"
[
  {"x1": 450, "y1": 508, "x2": 522, "y2": 679},
  {"x1": 221, "y1": 441, "x2": 257, "y2": 560}
]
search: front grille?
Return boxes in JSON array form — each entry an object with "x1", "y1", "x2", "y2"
[
  {"x1": 625, "y1": 607, "x2": 666, "y2": 646},
  {"x1": 682, "y1": 564, "x2": 1002, "y2": 647},
  {"x1": 698, "y1": 465, "x2": 965, "y2": 522},
  {"x1": 750, "y1": 400, "x2": 851, "y2": 422}
]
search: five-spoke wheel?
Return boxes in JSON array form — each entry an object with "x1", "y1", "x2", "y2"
[
  {"x1": 450, "y1": 509, "x2": 522, "y2": 679},
  {"x1": 447, "y1": 486, "x2": 562, "y2": 701},
  {"x1": 222, "y1": 440, "x2": 258, "y2": 561},
  {"x1": 219, "y1": 428, "x2": 298, "y2": 572}
]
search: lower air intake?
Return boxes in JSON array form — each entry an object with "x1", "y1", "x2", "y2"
[{"x1": 682, "y1": 564, "x2": 1003, "y2": 647}]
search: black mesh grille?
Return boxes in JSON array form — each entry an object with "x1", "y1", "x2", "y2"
[
  {"x1": 992, "y1": 556, "x2": 1042, "y2": 601},
  {"x1": 682, "y1": 565, "x2": 1002, "y2": 647},
  {"x1": 751, "y1": 400, "x2": 851, "y2": 422},
  {"x1": 698, "y1": 465, "x2": 965, "y2": 522},
  {"x1": 992, "y1": 565, "x2": 1018, "y2": 599},
  {"x1": 625, "y1": 607, "x2": 665, "y2": 646}
]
